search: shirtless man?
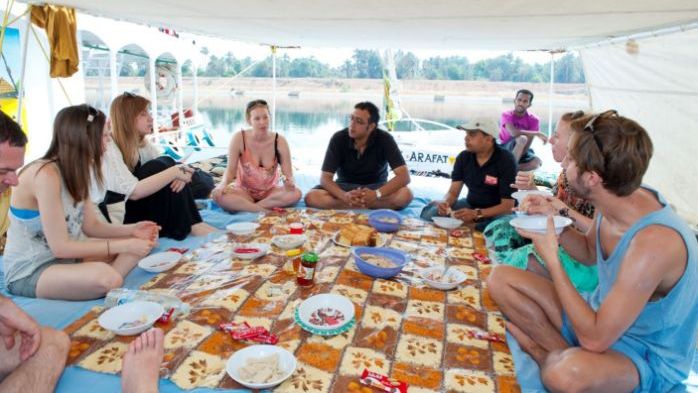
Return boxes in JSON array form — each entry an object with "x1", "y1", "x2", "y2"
[{"x1": 488, "y1": 110, "x2": 698, "y2": 392}]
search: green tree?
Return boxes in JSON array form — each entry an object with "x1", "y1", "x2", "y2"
[
  {"x1": 352, "y1": 49, "x2": 382, "y2": 78},
  {"x1": 396, "y1": 51, "x2": 420, "y2": 79}
]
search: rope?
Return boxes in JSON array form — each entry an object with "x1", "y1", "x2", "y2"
[
  {"x1": 30, "y1": 24, "x2": 72, "y2": 105},
  {"x1": 0, "y1": 0, "x2": 16, "y2": 56},
  {"x1": 185, "y1": 57, "x2": 262, "y2": 116}
]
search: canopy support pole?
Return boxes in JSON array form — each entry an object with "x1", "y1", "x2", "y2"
[
  {"x1": 547, "y1": 51, "x2": 555, "y2": 137},
  {"x1": 177, "y1": 62, "x2": 184, "y2": 129},
  {"x1": 16, "y1": 5, "x2": 29, "y2": 127},
  {"x1": 271, "y1": 45, "x2": 277, "y2": 132},
  {"x1": 109, "y1": 49, "x2": 118, "y2": 100},
  {"x1": 149, "y1": 57, "x2": 158, "y2": 134},
  {"x1": 193, "y1": 64, "x2": 198, "y2": 115}
]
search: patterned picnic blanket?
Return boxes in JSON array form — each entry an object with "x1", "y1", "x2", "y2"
[{"x1": 64, "y1": 208, "x2": 520, "y2": 392}]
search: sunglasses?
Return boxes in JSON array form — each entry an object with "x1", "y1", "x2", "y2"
[
  {"x1": 122, "y1": 91, "x2": 136, "y2": 98},
  {"x1": 583, "y1": 109, "x2": 618, "y2": 152}
]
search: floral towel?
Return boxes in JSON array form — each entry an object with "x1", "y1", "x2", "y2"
[{"x1": 65, "y1": 208, "x2": 520, "y2": 392}]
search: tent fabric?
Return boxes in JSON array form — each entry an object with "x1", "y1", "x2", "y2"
[
  {"x1": 580, "y1": 28, "x2": 698, "y2": 224},
  {"x1": 43, "y1": 1, "x2": 698, "y2": 50}
]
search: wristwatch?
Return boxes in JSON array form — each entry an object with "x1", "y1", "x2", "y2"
[
  {"x1": 474, "y1": 208, "x2": 483, "y2": 222},
  {"x1": 558, "y1": 207, "x2": 570, "y2": 217},
  {"x1": 375, "y1": 189, "x2": 382, "y2": 200}
]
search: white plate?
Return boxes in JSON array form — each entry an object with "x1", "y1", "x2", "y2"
[
  {"x1": 138, "y1": 251, "x2": 182, "y2": 273},
  {"x1": 271, "y1": 234, "x2": 307, "y2": 250},
  {"x1": 511, "y1": 190, "x2": 553, "y2": 204},
  {"x1": 231, "y1": 243, "x2": 269, "y2": 260},
  {"x1": 297, "y1": 294, "x2": 355, "y2": 331},
  {"x1": 226, "y1": 222, "x2": 260, "y2": 236},
  {"x1": 332, "y1": 232, "x2": 388, "y2": 248},
  {"x1": 421, "y1": 266, "x2": 468, "y2": 290},
  {"x1": 98, "y1": 301, "x2": 164, "y2": 336},
  {"x1": 510, "y1": 215, "x2": 573, "y2": 235},
  {"x1": 226, "y1": 345, "x2": 296, "y2": 389},
  {"x1": 432, "y1": 216, "x2": 463, "y2": 229}
]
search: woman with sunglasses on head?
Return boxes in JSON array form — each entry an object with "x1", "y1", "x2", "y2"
[
  {"x1": 211, "y1": 99, "x2": 301, "y2": 212},
  {"x1": 101, "y1": 93, "x2": 216, "y2": 240},
  {"x1": 3, "y1": 105, "x2": 158, "y2": 300},
  {"x1": 483, "y1": 110, "x2": 598, "y2": 293}
]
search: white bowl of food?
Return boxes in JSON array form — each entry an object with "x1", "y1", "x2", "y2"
[
  {"x1": 226, "y1": 222, "x2": 260, "y2": 236},
  {"x1": 98, "y1": 301, "x2": 164, "y2": 336},
  {"x1": 271, "y1": 234, "x2": 307, "y2": 250},
  {"x1": 231, "y1": 243, "x2": 269, "y2": 260},
  {"x1": 296, "y1": 294, "x2": 355, "y2": 332},
  {"x1": 226, "y1": 345, "x2": 296, "y2": 389},
  {"x1": 510, "y1": 215, "x2": 573, "y2": 235},
  {"x1": 138, "y1": 251, "x2": 182, "y2": 273},
  {"x1": 421, "y1": 266, "x2": 468, "y2": 290},
  {"x1": 432, "y1": 216, "x2": 463, "y2": 229}
]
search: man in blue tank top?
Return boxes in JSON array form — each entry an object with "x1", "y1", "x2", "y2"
[{"x1": 488, "y1": 110, "x2": 698, "y2": 392}]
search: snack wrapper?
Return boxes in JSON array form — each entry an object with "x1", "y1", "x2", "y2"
[
  {"x1": 219, "y1": 322, "x2": 278, "y2": 343},
  {"x1": 359, "y1": 369, "x2": 408, "y2": 393},
  {"x1": 473, "y1": 252, "x2": 491, "y2": 264},
  {"x1": 466, "y1": 329, "x2": 506, "y2": 343}
]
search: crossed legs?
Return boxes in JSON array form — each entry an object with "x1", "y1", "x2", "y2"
[
  {"x1": 36, "y1": 252, "x2": 142, "y2": 300},
  {"x1": 215, "y1": 186, "x2": 301, "y2": 213},
  {"x1": 487, "y1": 265, "x2": 640, "y2": 392},
  {"x1": 304, "y1": 187, "x2": 413, "y2": 210}
]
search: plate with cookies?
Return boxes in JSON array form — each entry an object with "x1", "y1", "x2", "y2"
[{"x1": 332, "y1": 224, "x2": 389, "y2": 248}]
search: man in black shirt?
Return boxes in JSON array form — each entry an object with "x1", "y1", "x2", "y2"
[
  {"x1": 305, "y1": 102, "x2": 413, "y2": 209},
  {"x1": 420, "y1": 117, "x2": 516, "y2": 231}
]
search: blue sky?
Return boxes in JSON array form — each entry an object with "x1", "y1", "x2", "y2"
[{"x1": 1, "y1": 27, "x2": 21, "y2": 86}]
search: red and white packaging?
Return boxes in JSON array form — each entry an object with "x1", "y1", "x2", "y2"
[
  {"x1": 473, "y1": 252, "x2": 492, "y2": 264},
  {"x1": 359, "y1": 369, "x2": 408, "y2": 393}
]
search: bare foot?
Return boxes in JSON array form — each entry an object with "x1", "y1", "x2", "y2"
[
  {"x1": 191, "y1": 222, "x2": 217, "y2": 237},
  {"x1": 506, "y1": 321, "x2": 548, "y2": 366},
  {"x1": 121, "y1": 328, "x2": 164, "y2": 393}
]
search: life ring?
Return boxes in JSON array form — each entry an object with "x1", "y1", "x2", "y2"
[{"x1": 145, "y1": 63, "x2": 178, "y2": 101}]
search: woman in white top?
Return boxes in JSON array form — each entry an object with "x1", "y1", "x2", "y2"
[
  {"x1": 102, "y1": 93, "x2": 215, "y2": 240},
  {"x1": 4, "y1": 105, "x2": 157, "y2": 300}
]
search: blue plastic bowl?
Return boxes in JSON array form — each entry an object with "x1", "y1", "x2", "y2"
[
  {"x1": 352, "y1": 247, "x2": 409, "y2": 278},
  {"x1": 368, "y1": 209, "x2": 402, "y2": 233}
]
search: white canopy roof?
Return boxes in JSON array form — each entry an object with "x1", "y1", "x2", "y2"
[{"x1": 41, "y1": 1, "x2": 698, "y2": 50}]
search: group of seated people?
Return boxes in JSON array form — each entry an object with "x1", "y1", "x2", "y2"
[{"x1": 0, "y1": 86, "x2": 696, "y2": 393}]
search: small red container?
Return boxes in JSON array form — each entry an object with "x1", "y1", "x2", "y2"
[{"x1": 289, "y1": 222, "x2": 304, "y2": 234}]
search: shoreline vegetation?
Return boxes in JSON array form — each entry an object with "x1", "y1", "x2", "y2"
[{"x1": 86, "y1": 77, "x2": 589, "y2": 108}]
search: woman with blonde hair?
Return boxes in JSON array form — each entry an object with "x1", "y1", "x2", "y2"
[
  {"x1": 101, "y1": 93, "x2": 215, "y2": 240},
  {"x1": 211, "y1": 99, "x2": 301, "y2": 212},
  {"x1": 3, "y1": 104, "x2": 158, "y2": 300}
]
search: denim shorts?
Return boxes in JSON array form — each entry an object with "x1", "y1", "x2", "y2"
[
  {"x1": 560, "y1": 311, "x2": 656, "y2": 392},
  {"x1": 7, "y1": 259, "x2": 78, "y2": 298}
]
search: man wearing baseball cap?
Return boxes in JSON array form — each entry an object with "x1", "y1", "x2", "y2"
[{"x1": 420, "y1": 117, "x2": 516, "y2": 231}]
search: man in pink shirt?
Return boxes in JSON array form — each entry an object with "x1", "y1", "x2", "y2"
[{"x1": 500, "y1": 89, "x2": 548, "y2": 171}]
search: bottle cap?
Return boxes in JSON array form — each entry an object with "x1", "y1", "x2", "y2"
[
  {"x1": 286, "y1": 248, "x2": 303, "y2": 257},
  {"x1": 301, "y1": 251, "x2": 319, "y2": 264}
]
